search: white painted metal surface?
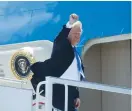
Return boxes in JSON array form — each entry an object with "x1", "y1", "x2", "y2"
[
  {"x1": 0, "y1": 85, "x2": 33, "y2": 111},
  {"x1": 0, "y1": 40, "x2": 53, "y2": 89}
]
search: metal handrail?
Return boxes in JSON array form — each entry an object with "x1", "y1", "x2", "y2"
[
  {"x1": 35, "y1": 76, "x2": 131, "y2": 111},
  {"x1": 36, "y1": 81, "x2": 46, "y2": 111}
]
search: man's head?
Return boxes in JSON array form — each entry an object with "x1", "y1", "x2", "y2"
[{"x1": 68, "y1": 21, "x2": 82, "y2": 46}]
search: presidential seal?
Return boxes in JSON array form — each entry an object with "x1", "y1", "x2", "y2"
[{"x1": 10, "y1": 48, "x2": 35, "y2": 80}]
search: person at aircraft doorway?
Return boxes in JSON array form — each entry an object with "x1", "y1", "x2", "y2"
[{"x1": 30, "y1": 13, "x2": 86, "y2": 111}]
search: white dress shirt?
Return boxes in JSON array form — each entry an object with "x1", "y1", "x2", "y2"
[{"x1": 60, "y1": 56, "x2": 80, "y2": 81}]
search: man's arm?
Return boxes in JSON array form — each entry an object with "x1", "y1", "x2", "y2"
[
  {"x1": 30, "y1": 25, "x2": 73, "y2": 80},
  {"x1": 54, "y1": 25, "x2": 71, "y2": 42}
]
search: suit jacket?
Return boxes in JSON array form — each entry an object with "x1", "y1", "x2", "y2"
[{"x1": 30, "y1": 25, "x2": 84, "y2": 111}]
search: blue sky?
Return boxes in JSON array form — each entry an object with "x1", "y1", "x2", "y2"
[{"x1": 0, "y1": 1, "x2": 131, "y2": 53}]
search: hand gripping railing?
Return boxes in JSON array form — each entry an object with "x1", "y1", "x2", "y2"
[{"x1": 36, "y1": 76, "x2": 132, "y2": 111}]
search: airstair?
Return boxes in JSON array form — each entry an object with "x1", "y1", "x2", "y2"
[{"x1": 0, "y1": 76, "x2": 131, "y2": 111}]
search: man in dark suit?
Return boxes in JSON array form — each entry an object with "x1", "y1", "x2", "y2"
[{"x1": 30, "y1": 13, "x2": 85, "y2": 111}]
